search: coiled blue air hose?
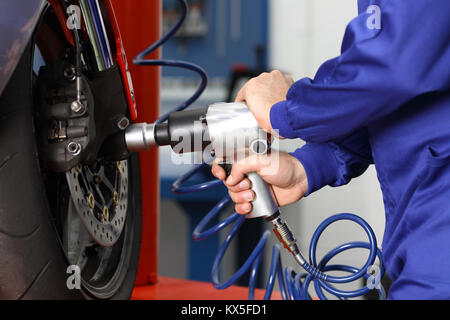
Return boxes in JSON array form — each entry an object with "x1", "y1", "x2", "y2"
[
  {"x1": 173, "y1": 168, "x2": 385, "y2": 300},
  {"x1": 135, "y1": 0, "x2": 385, "y2": 300}
]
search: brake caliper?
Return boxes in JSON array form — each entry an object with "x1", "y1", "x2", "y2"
[{"x1": 36, "y1": 59, "x2": 95, "y2": 172}]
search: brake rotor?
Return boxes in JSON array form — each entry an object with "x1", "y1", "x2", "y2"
[{"x1": 65, "y1": 160, "x2": 129, "y2": 247}]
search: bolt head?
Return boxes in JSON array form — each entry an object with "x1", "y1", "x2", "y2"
[
  {"x1": 67, "y1": 142, "x2": 82, "y2": 155},
  {"x1": 71, "y1": 101, "x2": 84, "y2": 113},
  {"x1": 117, "y1": 117, "x2": 130, "y2": 130},
  {"x1": 64, "y1": 67, "x2": 76, "y2": 80}
]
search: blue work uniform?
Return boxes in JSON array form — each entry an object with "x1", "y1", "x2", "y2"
[{"x1": 270, "y1": 0, "x2": 450, "y2": 299}]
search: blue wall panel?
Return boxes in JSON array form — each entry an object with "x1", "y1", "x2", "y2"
[{"x1": 162, "y1": 0, "x2": 268, "y2": 79}]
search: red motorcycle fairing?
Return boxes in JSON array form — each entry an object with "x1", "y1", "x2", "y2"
[{"x1": 104, "y1": 0, "x2": 138, "y2": 120}]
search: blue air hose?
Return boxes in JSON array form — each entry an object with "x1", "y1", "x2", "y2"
[
  {"x1": 174, "y1": 170, "x2": 385, "y2": 300},
  {"x1": 133, "y1": 0, "x2": 208, "y2": 124},
  {"x1": 135, "y1": 0, "x2": 385, "y2": 300}
]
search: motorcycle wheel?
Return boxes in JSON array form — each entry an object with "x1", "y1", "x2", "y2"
[{"x1": 0, "y1": 16, "x2": 142, "y2": 300}]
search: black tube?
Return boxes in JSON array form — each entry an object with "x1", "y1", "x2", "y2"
[
  {"x1": 154, "y1": 122, "x2": 170, "y2": 146},
  {"x1": 154, "y1": 107, "x2": 210, "y2": 153}
]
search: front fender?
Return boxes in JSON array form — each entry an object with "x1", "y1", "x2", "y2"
[{"x1": 0, "y1": 0, "x2": 47, "y2": 96}]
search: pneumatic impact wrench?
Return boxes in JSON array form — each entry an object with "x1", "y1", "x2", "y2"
[{"x1": 123, "y1": 102, "x2": 324, "y2": 278}]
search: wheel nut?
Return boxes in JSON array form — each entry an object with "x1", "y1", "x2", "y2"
[
  {"x1": 103, "y1": 206, "x2": 109, "y2": 222},
  {"x1": 113, "y1": 191, "x2": 119, "y2": 207},
  {"x1": 87, "y1": 193, "x2": 95, "y2": 209}
]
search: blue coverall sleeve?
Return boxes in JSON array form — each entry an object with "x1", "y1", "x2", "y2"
[
  {"x1": 291, "y1": 128, "x2": 373, "y2": 195},
  {"x1": 270, "y1": 0, "x2": 450, "y2": 143}
]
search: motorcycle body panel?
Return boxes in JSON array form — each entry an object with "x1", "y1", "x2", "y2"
[{"x1": 0, "y1": 0, "x2": 47, "y2": 96}]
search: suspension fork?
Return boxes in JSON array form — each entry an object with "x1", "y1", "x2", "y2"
[{"x1": 49, "y1": 0, "x2": 137, "y2": 120}]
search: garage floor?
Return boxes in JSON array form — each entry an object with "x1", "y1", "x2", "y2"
[{"x1": 132, "y1": 277, "x2": 282, "y2": 300}]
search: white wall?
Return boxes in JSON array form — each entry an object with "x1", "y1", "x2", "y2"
[
  {"x1": 266, "y1": 0, "x2": 386, "y2": 298},
  {"x1": 269, "y1": 0, "x2": 356, "y2": 79}
]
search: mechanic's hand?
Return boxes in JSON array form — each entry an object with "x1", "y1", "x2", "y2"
[
  {"x1": 211, "y1": 152, "x2": 308, "y2": 215},
  {"x1": 235, "y1": 70, "x2": 294, "y2": 137}
]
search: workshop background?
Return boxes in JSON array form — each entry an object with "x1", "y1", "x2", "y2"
[{"x1": 158, "y1": 0, "x2": 385, "y2": 298}]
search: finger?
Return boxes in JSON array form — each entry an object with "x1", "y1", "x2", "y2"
[
  {"x1": 228, "y1": 189, "x2": 255, "y2": 204},
  {"x1": 227, "y1": 178, "x2": 252, "y2": 193},
  {"x1": 235, "y1": 84, "x2": 246, "y2": 102},
  {"x1": 211, "y1": 162, "x2": 226, "y2": 181},
  {"x1": 235, "y1": 202, "x2": 252, "y2": 215},
  {"x1": 225, "y1": 155, "x2": 267, "y2": 186},
  {"x1": 235, "y1": 78, "x2": 253, "y2": 103}
]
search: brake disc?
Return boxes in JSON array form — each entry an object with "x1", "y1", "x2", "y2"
[{"x1": 65, "y1": 160, "x2": 128, "y2": 247}]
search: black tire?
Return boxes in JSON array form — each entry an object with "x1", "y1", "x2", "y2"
[
  {"x1": 0, "y1": 34, "x2": 142, "y2": 299},
  {"x1": 0, "y1": 41, "x2": 81, "y2": 300}
]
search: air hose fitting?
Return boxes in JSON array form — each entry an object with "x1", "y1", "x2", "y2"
[
  {"x1": 272, "y1": 218, "x2": 300, "y2": 256},
  {"x1": 271, "y1": 217, "x2": 328, "y2": 281}
]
